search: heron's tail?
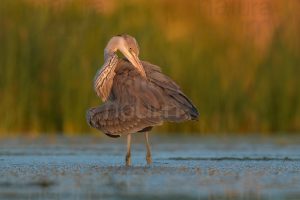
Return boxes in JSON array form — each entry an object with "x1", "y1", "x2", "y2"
[
  {"x1": 185, "y1": 98, "x2": 199, "y2": 120},
  {"x1": 162, "y1": 91, "x2": 199, "y2": 122},
  {"x1": 175, "y1": 92, "x2": 199, "y2": 121}
]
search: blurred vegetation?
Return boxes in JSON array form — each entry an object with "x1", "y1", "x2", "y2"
[{"x1": 0, "y1": 0, "x2": 299, "y2": 135}]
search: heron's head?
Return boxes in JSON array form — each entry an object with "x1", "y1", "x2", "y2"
[{"x1": 104, "y1": 34, "x2": 146, "y2": 77}]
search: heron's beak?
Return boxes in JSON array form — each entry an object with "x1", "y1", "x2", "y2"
[{"x1": 120, "y1": 48, "x2": 147, "y2": 78}]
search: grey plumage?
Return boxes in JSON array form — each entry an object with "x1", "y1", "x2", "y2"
[
  {"x1": 87, "y1": 59, "x2": 198, "y2": 136},
  {"x1": 86, "y1": 34, "x2": 199, "y2": 165}
]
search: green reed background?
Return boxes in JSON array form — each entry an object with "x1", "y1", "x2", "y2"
[{"x1": 0, "y1": 0, "x2": 299, "y2": 135}]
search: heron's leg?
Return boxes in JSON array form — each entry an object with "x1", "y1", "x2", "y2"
[
  {"x1": 125, "y1": 133, "x2": 132, "y2": 166},
  {"x1": 145, "y1": 132, "x2": 152, "y2": 165}
]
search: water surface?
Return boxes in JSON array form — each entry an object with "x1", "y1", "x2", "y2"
[{"x1": 0, "y1": 135, "x2": 300, "y2": 199}]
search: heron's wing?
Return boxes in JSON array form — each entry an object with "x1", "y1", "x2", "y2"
[
  {"x1": 142, "y1": 61, "x2": 199, "y2": 121},
  {"x1": 86, "y1": 102, "x2": 162, "y2": 137}
]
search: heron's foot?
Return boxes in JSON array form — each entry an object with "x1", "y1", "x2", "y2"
[
  {"x1": 125, "y1": 153, "x2": 131, "y2": 166},
  {"x1": 146, "y1": 154, "x2": 152, "y2": 165}
]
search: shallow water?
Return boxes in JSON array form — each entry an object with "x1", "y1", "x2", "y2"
[{"x1": 0, "y1": 135, "x2": 300, "y2": 200}]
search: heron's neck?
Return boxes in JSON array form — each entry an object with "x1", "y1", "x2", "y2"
[{"x1": 94, "y1": 53, "x2": 118, "y2": 101}]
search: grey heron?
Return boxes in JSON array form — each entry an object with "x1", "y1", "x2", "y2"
[{"x1": 87, "y1": 34, "x2": 199, "y2": 166}]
